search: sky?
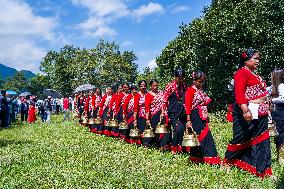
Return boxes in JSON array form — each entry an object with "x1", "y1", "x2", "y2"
[{"x1": 0, "y1": 0, "x2": 212, "y2": 73}]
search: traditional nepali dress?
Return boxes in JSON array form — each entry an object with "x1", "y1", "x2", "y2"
[
  {"x1": 109, "y1": 93, "x2": 119, "y2": 137},
  {"x1": 224, "y1": 67, "x2": 272, "y2": 177},
  {"x1": 115, "y1": 92, "x2": 129, "y2": 139},
  {"x1": 98, "y1": 94, "x2": 112, "y2": 135},
  {"x1": 123, "y1": 93, "x2": 138, "y2": 144},
  {"x1": 163, "y1": 81, "x2": 187, "y2": 153},
  {"x1": 90, "y1": 94, "x2": 102, "y2": 133},
  {"x1": 134, "y1": 92, "x2": 148, "y2": 146},
  {"x1": 145, "y1": 90, "x2": 170, "y2": 148},
  {"x1": 185, "y1": 86, "x2": 220, "y2": 165},
  {"x1": 86, "y1": 95, "x2": 96, "y2": 132},
  {"x1": 27, "y1": 103, "x2": 36, "y2": 123},
  {"x1": 77, "y1": 96, "x2": 86, "y2": 123}
]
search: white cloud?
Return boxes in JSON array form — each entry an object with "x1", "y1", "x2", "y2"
[
  {"x1": 0, "y1": 0, "x2": 57, "y2": 72},
  {"x1": 132, "y1": 2, "x2": 164, "y2": 22},
  {"x1": 121, "y1": 41, "x2": 132, "y2": 47},
  {"x1": 170, "y1": 5, "x2": 190, "y2": 14},
  {"x1": 147, "y1": 59, "x2": 157, "y2": 70},
  {"x1": 73, "y1": 0, "x2": 130, "y2": 37},
  {"x1": 83, "y1": 26, "x2": 117, "y2": 37},
  {"x1": 72, "y1": 0, "x2": 129, "y2": 17}
]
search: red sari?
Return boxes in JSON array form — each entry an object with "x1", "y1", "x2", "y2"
[{"x1": 28, "y1": 104, "x2": 36, "y2": 123}]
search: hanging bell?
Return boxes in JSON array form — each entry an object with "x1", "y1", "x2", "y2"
[
  {"x1": 182, "y1": 128, "x2": 200, "y2": 147},
  {"x1": 119, "y1": 121, "x2": 129, "y2": 129},
  {"x1": 143, "y1": 123, "x2": 155, "y2": 138},
  {"x1": 155, "y1": 122, "x2": 169, "y2": 134},
  {"x1": 109, "y1": 119, "x2": 118, "y2": 127},
  {"x1": 268, "y1": 120, "x2": 279, "y2": 137},
  {"x1": 129, "y1": 127, "x2": 140, "y2": 138},
  {"x1": 279, "y1": 145, "x2": 284, "y2": 164},
  {"x1": 73, "y1": 111, "x2": 78, "y2": 118},
  {"x1": 94, "y1": 117, "x2": 102, "y2": 124}
]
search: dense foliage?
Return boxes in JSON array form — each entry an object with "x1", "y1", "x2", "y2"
[
  {"x1": 40, "y1": 40, "x2": 138, "y2": 96},
  {"x1": 0, "y1": 115, "x2": 283, "y2": 188},
  {"x1": 156, "y1": 0, "x2": 284, "y2": 110}
]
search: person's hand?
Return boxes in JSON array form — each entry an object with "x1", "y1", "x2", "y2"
[
  {"x1": 146, "y1": 119, "x2": 151, "y2": 125},
  {"x1": 186, "y1": 121, "x2": 192, "y2": 128},
  {"x1": 243, "y1": 110, "x2": 252, "y2": 122}
]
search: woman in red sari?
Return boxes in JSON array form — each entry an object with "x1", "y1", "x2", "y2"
[
  {"x1": 115, "y1": 83, "x2": 130, "y2": 140},
  {"x1": 185, "y1": 71, "x2": 220, "y2": 165},
  {"x1": 27, "y1": 100, "x2": 36, "y2": 124},
  {"x1": 145, "y1": 79, "x2": 170, "y2": 149},
  {"x1": 90, "y1": 88, "x2": 102, "y2": 133},
  {"x1": 123, "y1": 85, "x2": 138, "y2": 144},
  {"x1": 134, "y1": 80, "x2": 148, "y2": 146},
  {"x1": 223, "y1": 48, "x2": 272, "y2": 178},
  {"x1": 97, "y1": 86, "x2": 113, "y2": 135}
]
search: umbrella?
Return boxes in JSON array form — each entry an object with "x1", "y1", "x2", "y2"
[
  {"x1": 43, "y1": 89, "x2": 62, "y2": 99},
  {"x1": 19, "y1": 91, "x2": 32, "y2": 97},
  {"x1": 73, "y1": 84, "x2": 95, "y2": 93},
  {"x1": 6, "y1": 90, "x2": 17, "y2": 95}
]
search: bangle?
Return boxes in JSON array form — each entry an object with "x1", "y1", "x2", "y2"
[{"x1": 243, "y1": 109, "x2": 250, "y2": 114}]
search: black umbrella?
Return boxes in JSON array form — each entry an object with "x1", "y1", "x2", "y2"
[
  {"x1": 19, "y1": 91, "x2": 32, "y2": 97},
  {"x1": 73, "y1": 84, "x2": 95, "y2": 93},
  {"x1": 43, "y1": 89, "x2": 62, "y2": 98}
]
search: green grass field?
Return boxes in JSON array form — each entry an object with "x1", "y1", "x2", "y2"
[{"x1": 0, "y1": 115, "x2": 283, "y2": 188}]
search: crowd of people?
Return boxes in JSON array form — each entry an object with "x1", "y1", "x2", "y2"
[
  {"x1": 0, "y1": 95, "x2": 73, "y2": 127},
  {"x1": 72, "y1": 48, "x2": 284, "y2": 179},
  {"x1": 0, "y1": 48, "x2": 283, "y2": 179}
]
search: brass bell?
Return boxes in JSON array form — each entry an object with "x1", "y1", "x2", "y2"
[
  {"x1": 155, "y1": 122, "x2": 169, "y2": 134},
  {"x1": 94, "y1": 117, "x2": 102, "y2": 124},
  {"x1": 88, "y1": 118, "x2": 95, "y2": 125},
  {"x1": 129, "y1": 127, "x2": 140, "y2": 138},
  {"x1": 119, "y1": 121, "x2": 129, "y2": 129},
  {"x1": 182, "y1": 128, "x2": 200, "y2": 147},
  {"x1": 268, "y1": 120, "x2": 279, "y2": 137},
  {"x1": 73, "y1": 111, "x2": 78, "y2": 118},
  {"x1": 109, "y1": 119, "x2": 118, "y2": 127},
  {"x1": 143, "y1": 123, "x2": 155, "y2": 138},
  {"x1": 279, "y1": 145, "x2": 284, "y2": 164}
]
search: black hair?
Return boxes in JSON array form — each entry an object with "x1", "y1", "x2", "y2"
[
  {"x1": 111, "y1": 84, "x2": 118, "y2": 92},
  {"x1": 122, "y1": 82, "x2": 130, "y2": 87},
  {"x1": 130, "y1": 84, "x2": 138, "y2": 91},
  {"x1": 239, "y1": 48, "x2": 259, "y2": 69},
  {"x1": 192, "y1": 71, "x2": 206, "y2": 80},
  {"x1": 150, "y1": 79, "x2": 159, "y2": 86},
  {"x1": 138, "y1": 80, "x2": 147, "y2": 88},
  {"x1": 174, "y1": 68, "x2": 185, "y2": 77}
]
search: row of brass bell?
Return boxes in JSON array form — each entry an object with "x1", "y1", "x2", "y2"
[
  {"x1": 106, "y1": 119, "x2": 119, "y2": 127},
  {"x1": 182, "y1": 126, "x2": 200, "y2": 147}
]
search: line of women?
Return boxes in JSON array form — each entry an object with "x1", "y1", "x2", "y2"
[{"x1": 73, "y1": 48, "x2": 283, "y2": 179}]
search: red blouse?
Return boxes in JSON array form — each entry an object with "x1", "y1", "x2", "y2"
[
  {"x1": 145, "y1": 90, "x2": 164, "y2": 116},
  {"x1": 134, "y1": 92, "x2": 147, "y2": 118},
  {"x1": 109, "y1": 93, "x2": 118, "y2": 112},
  {"x1": 115, "y1": 92, "x2": 128, "y2": 115},
  {"x1": 123, "y1": 94, "x2": 135, "y2": 117},
  {"x1": 99, "y1": 94, "x2": 112, "y2": 116},
  {"x1": 185, "y1": 86, "x2": 211, "y2": 115},
  {"x1": 234, "y1": 68, "x2": 267, "y2": 105}
]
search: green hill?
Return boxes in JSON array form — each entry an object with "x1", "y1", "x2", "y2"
[{"x1": 0, "y1": 63, "x2": 35, "y2": 80}]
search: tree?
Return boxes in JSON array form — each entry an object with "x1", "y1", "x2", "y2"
[
  {"x1": 28, "y1": 74, "x2": 51, "y2": 99},
  {"x1": 156, "y1": 0, "x2": 284, "y2": 111},
  {"x1": 3, "y1": 72, "x2": 29, "y2": 93}
]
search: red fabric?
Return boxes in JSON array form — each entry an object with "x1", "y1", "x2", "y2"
[
  {"x1": 123, "y1": 94, "x2": 133, "y2": 117},
  {"x1": 227, "y1": 130, "x2": 269, "y2": 152},
  {"x1": 184, "y1": 86, "x2": 196, "y2": 115},
  {"x1": 226, "y1": 104, "x2": 233, "y2": 122},
  {"x1": 84, "y1": 97, "x2": 90, "y2": 111},
  {"x1": 133, "y1": 93, "x2": 141, "y2": 113},
  {"x1": 145, "y1": 92, "x2": 154, "y2": 114},
  {"x1": 63, "y1": 98, "x2": 69, "y2": 110},
  {"x1": 197, "y1": 122, "x2": 210, "y2": 142},
  {"x1": 163, "y1": 81, "x2": 187, "y2": 109},
  {"x1": 27, "y1": 105, "x2": 36, "y2": 123},
  {"x1": 115, "y1": 92, "x2": 128, "y2": 116},
  {"x1": 109, "y1": 93, "x2": 117, "y2": 111},
  {"x1": 234, "y1": 68, "x2": 267, "y2": 105},
  {"x1": 223, "y1": 158, "x2": 272, "y2": 177},
  {"x1": 99, "y1": 95, "x2": 107, "y2": 117}
]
